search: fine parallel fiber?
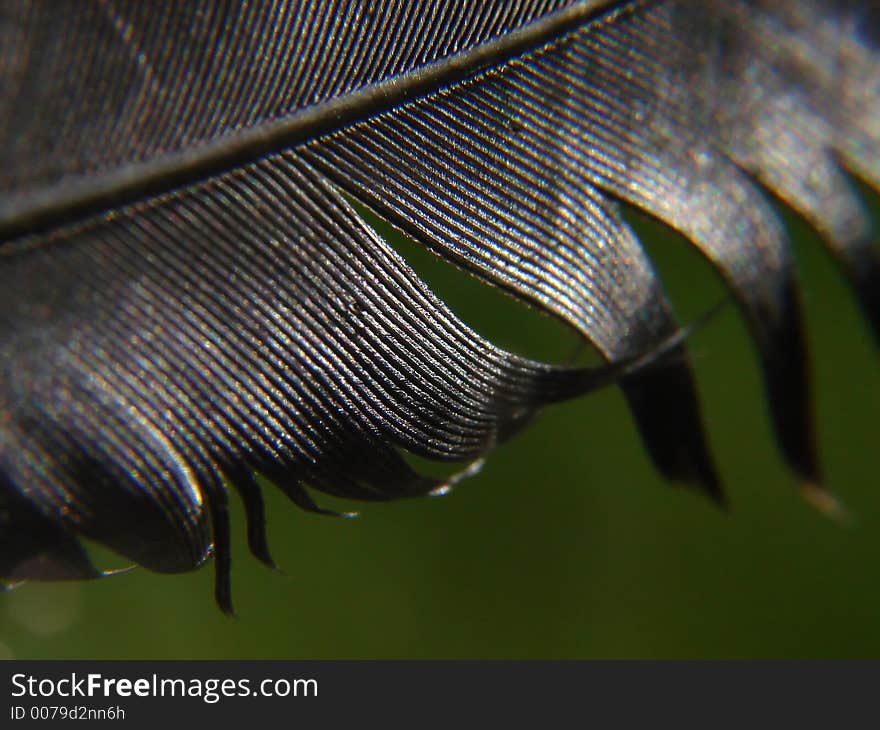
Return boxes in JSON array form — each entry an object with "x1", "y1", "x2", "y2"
[{"x1": 0, "y1": 1, "x2": 877, "y2": 610}]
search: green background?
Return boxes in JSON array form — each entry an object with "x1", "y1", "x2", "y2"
[{"x1": 2, "y1": 199, "x2": 877, "y2": 659}]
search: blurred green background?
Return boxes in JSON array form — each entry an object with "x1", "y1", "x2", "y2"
[{"x1": 1, "y1": 197, "x2": 877, "y2": 660}]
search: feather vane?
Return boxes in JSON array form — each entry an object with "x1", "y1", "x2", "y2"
[{"x1": 0, "y1": 0, "x2": 877, "y2": 610}]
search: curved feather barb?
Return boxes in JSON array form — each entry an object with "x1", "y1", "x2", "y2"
[{"x1": 0, "y1": 0, "x2": 877, "y2": 611}]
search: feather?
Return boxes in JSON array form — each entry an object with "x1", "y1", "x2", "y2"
[{"x1": 0, "y1": 0, "x2": 877, "y2": 612}]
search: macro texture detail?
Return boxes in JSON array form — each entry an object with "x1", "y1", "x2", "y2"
[{"x1": 0, "y1": 0, "x2": 877, "y2": 611}]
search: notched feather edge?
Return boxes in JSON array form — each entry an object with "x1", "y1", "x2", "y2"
[
  {"x1": 0, "y1": 155, "x2": 700, "y2": 612},
  {"x1": 0, "y1": 0, "x2": 878, "y2": 611}
]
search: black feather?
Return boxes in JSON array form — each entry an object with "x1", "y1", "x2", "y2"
[{"x1": 0, "y1": 0, "x2": 877, "y2": 611}]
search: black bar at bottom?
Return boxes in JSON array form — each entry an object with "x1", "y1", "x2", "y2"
[{"x1": 0, "y1": 661, "x2": 874, "y2": 727}]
